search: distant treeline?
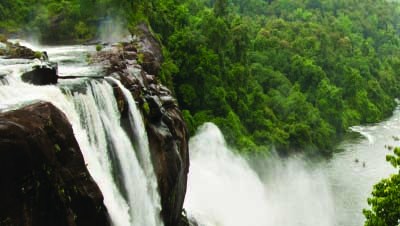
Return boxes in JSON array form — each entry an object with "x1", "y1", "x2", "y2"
[{"x1": 2, "y1": 0, "x2": 400, "y2": 155}]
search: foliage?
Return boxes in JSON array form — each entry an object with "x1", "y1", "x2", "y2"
[
  {"x1": 146, "y1": 0, "x2": 400, "y2": 154},
  {"x1": 96, "y1": 44, "x2": 103, "y2": 52},
  {"x1": 2, "y1": 0, "x2": 400, "y2": 154},
  {"x1": 364, "y1": 147, "x2": 400, "y2": 226}
]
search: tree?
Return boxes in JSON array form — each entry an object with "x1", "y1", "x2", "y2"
[
  {"x1": 213, "y1": 0, "x2": 228, "y2": 17},
  {"x1": 364, "y1": 147, "x2": 400, "y2": 226}
]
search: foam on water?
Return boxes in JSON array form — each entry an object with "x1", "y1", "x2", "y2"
[
  {"x1": 185, "y1": 123, "x2": 334, "y2": 226},
  {"x1": 0, "y1": 41, "x2": 163, "y2": 226}
]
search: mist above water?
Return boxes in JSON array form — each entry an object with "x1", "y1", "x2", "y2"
[
  {"x1": 185, "y1": 105, "x2": 400, "y2": 226},
  {"x1": 184, "y1": 123, "x2": 334, "y2": 226},
  {"x1": 98, "y1": 17, "x2": 130, "y2": 44}
]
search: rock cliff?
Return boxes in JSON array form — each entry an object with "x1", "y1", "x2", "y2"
[
  {"x1": 0, "y1": 24, "x2": 190, "y2": 226},
  {"x1": 93, "y1": 23, "x2": 189, "y2": 226},
  {"x1": 0, "y1": 102, "x2": 110, "y2": 226}
]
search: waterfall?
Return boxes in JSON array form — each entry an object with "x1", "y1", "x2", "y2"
[
  {"x1": 184, "y1": 123, "x2": 335, "y2": 226},
  {"x1": 66, "y1": 80, "x2": 162, "y2": 226},
  {"x1": 107, "y1": 77, "x2": 162, "y2": 226},
  {"x1": 0, "y1": 48, "x2": 163, "y2": 226},
  {"x1": 64, "y1": 82, "x2": 132, "y2": 226}
]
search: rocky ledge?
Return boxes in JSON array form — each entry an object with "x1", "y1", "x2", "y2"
[
  {"x1": 0, "y1": 23, "x2": 190, "y2": 226},
  {"x1": 0, "y1": 102, "x2": 110, "y2": 226},
  {"x1": 0, "y1": 39, "x2": 39, "y2": 59},
  {"x1": 92, "y1": 23, "x2": 190, "y2": 226}
]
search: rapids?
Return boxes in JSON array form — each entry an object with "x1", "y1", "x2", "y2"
[
  {"x1": 1, "y1": 40, "x2": 398, "y2": 226},
  {"x1": 0, "y1": 42, "x2": 162, "y2": 226}
]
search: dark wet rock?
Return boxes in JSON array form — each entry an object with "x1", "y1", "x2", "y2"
[
  {"x1": 0, "y1": 102, "x2": 110, "y2": 226},
  {"x1": 146, "y1": 95, "x2": 165, "y2": 121},
  {"x1": 92, "y1": 24, "x2": 189, "y2": 226},
  {"x1": 21, "y1": 62, "x2": 58, "y2": 85},
  {"x1": 151, "y1": 108, "x2": 189, "y2": 226},
  {"x1": 136, "y1": 23, "x2": 164, "y2": 76}
]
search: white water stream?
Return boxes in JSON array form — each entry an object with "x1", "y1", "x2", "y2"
[
  {"x1": 185, "y1": 111, "x2": 399, "y2": 226},
  {"x1": 1, "y1": 41, "x2": 398, "y2": 226},
  {"x1": 0, "y1": 43, "x2": 162, "y2": 226}
]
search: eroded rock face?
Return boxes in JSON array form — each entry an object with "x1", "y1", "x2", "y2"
[
  {"x1": 0, "y1": 102, "x2": 110, "y2": 226},
  {"x1": 136, "y1": 22, "x2": 164, "y2": 76},
  {"x1": 93, "y1": 24, "x2": 189, "y2": 226}
]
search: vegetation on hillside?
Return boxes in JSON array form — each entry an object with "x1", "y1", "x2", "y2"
[{"x1": 2, "y1": 0, "x2": 400, "y2": 154}]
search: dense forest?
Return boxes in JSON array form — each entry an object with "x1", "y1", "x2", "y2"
[{"x1": 2, "y1": 0, "x2": 400, "y2": 155}]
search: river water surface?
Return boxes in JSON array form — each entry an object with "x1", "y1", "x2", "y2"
[
  {"x1": 326, "y1": 108, "x2": 399, "y2": 226},
  {"x1": 1, "y1": 41, "x2": 398, "y2": 226},
  {"x1": 185, "y1": 109, "x2": 400, "y2": 226}
]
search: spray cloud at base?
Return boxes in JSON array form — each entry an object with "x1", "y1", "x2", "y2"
[{"x1": 184, "y1": 123, "x2": 335, "y2": 226}]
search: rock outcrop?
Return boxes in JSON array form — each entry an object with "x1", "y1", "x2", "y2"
[
  {"x1": 135, "y1": 23, "x2": 164, "y2": 76},
  {"x1": 0, "y1": 41, "x2": 38, "y2": 59},
  {"x1": 0, "y1": 102, "x2": 110, "y2": 226},
  {"x1": 93, "y1": 24, "x2": 189, "y2": 226},
  {"x1": 0, "y1": 24, "x2": 190, "y2": 226},
  {"x1": 21, "y1": 62, "x2": 58, "y2": 85}
]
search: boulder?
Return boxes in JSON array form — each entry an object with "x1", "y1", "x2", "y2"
[
  {"x1": 0, "y1": 102, "x2": 110, "y2": 226},
  {"x1": 21, "y1": 62, "x2": 58, "y2": 85}
]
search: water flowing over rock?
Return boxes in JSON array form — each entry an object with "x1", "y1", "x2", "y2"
[
  {"x1": 0, "y1": 29, "x2": 189, "y2": 226},
  {"x1": 21, "y1": 62, "x2": 58, "y2": 85},
  {"x1": 0, "y1": 102, "x2": 109, "y2": 226},
  {"x1": 92, "y1": 25, "x2": 189, "y2": 226},
  {"x1": 0, "y1": 25, "x2": 189, "y2": 226}
]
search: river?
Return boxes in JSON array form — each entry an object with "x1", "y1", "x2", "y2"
[
  {"x1": 184, "y1": 109, "x2": 400, "y2": 226},
  {"x1": 0, "y1": 41, "x2": 398, "y2": 226},
  {"x1": 326, "y1": 108, "x2": 399, "y2": 226},
  {"x1": 0, "y1": 41, "x2": 163, "y2": 226}
]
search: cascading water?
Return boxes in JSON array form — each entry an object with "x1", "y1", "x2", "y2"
[
  {"x1": 185, "y1": 116, "x2": 400, "y2": 226},
  {"x1": 2, "y1": 40, "x2": 399, "y2": 226},
  {"x1": 65, "y1": 80, "x2": 162, "y2": 226},
  {"x1": 107, "y1": 77, "x2": 163, "y2": 225},
  {"x1": 0, "y1": 43, "x2": 162, "y2": 226},
  {"x1": 184, "y1": 123, "x2": 335, "y2": 226},
  {"x1": 105, "y1": 78, "x2": 162, "y2": 225}
]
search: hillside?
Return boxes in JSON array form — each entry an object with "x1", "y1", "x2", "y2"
[{"x1": 2, "y1": 0, "x2": 400, "y2": 154}]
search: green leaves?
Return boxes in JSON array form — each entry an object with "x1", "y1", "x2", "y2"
[
  {"x1": 5, "y1": 0, "x2": 400, "y2": 154},
  {"x1": 364, "y1": 148, "x2": 400, "y2": 226}
]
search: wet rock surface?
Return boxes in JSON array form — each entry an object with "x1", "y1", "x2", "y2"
[
  {"x1": 93, "y1": 24, "x2": 189, "y2": 226},
  {"x1": 0, "y1": 25, "x2": 190, "y2": 225},
  {"x1": 0, "y1": 102, "x2": 110, "y2": 226},
  {"x1": 21, "y1": 62, "x2": 58, "y2": 85},
  {"x1": 135, "y1": 22, "x2": 164, "y2": 76}
]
